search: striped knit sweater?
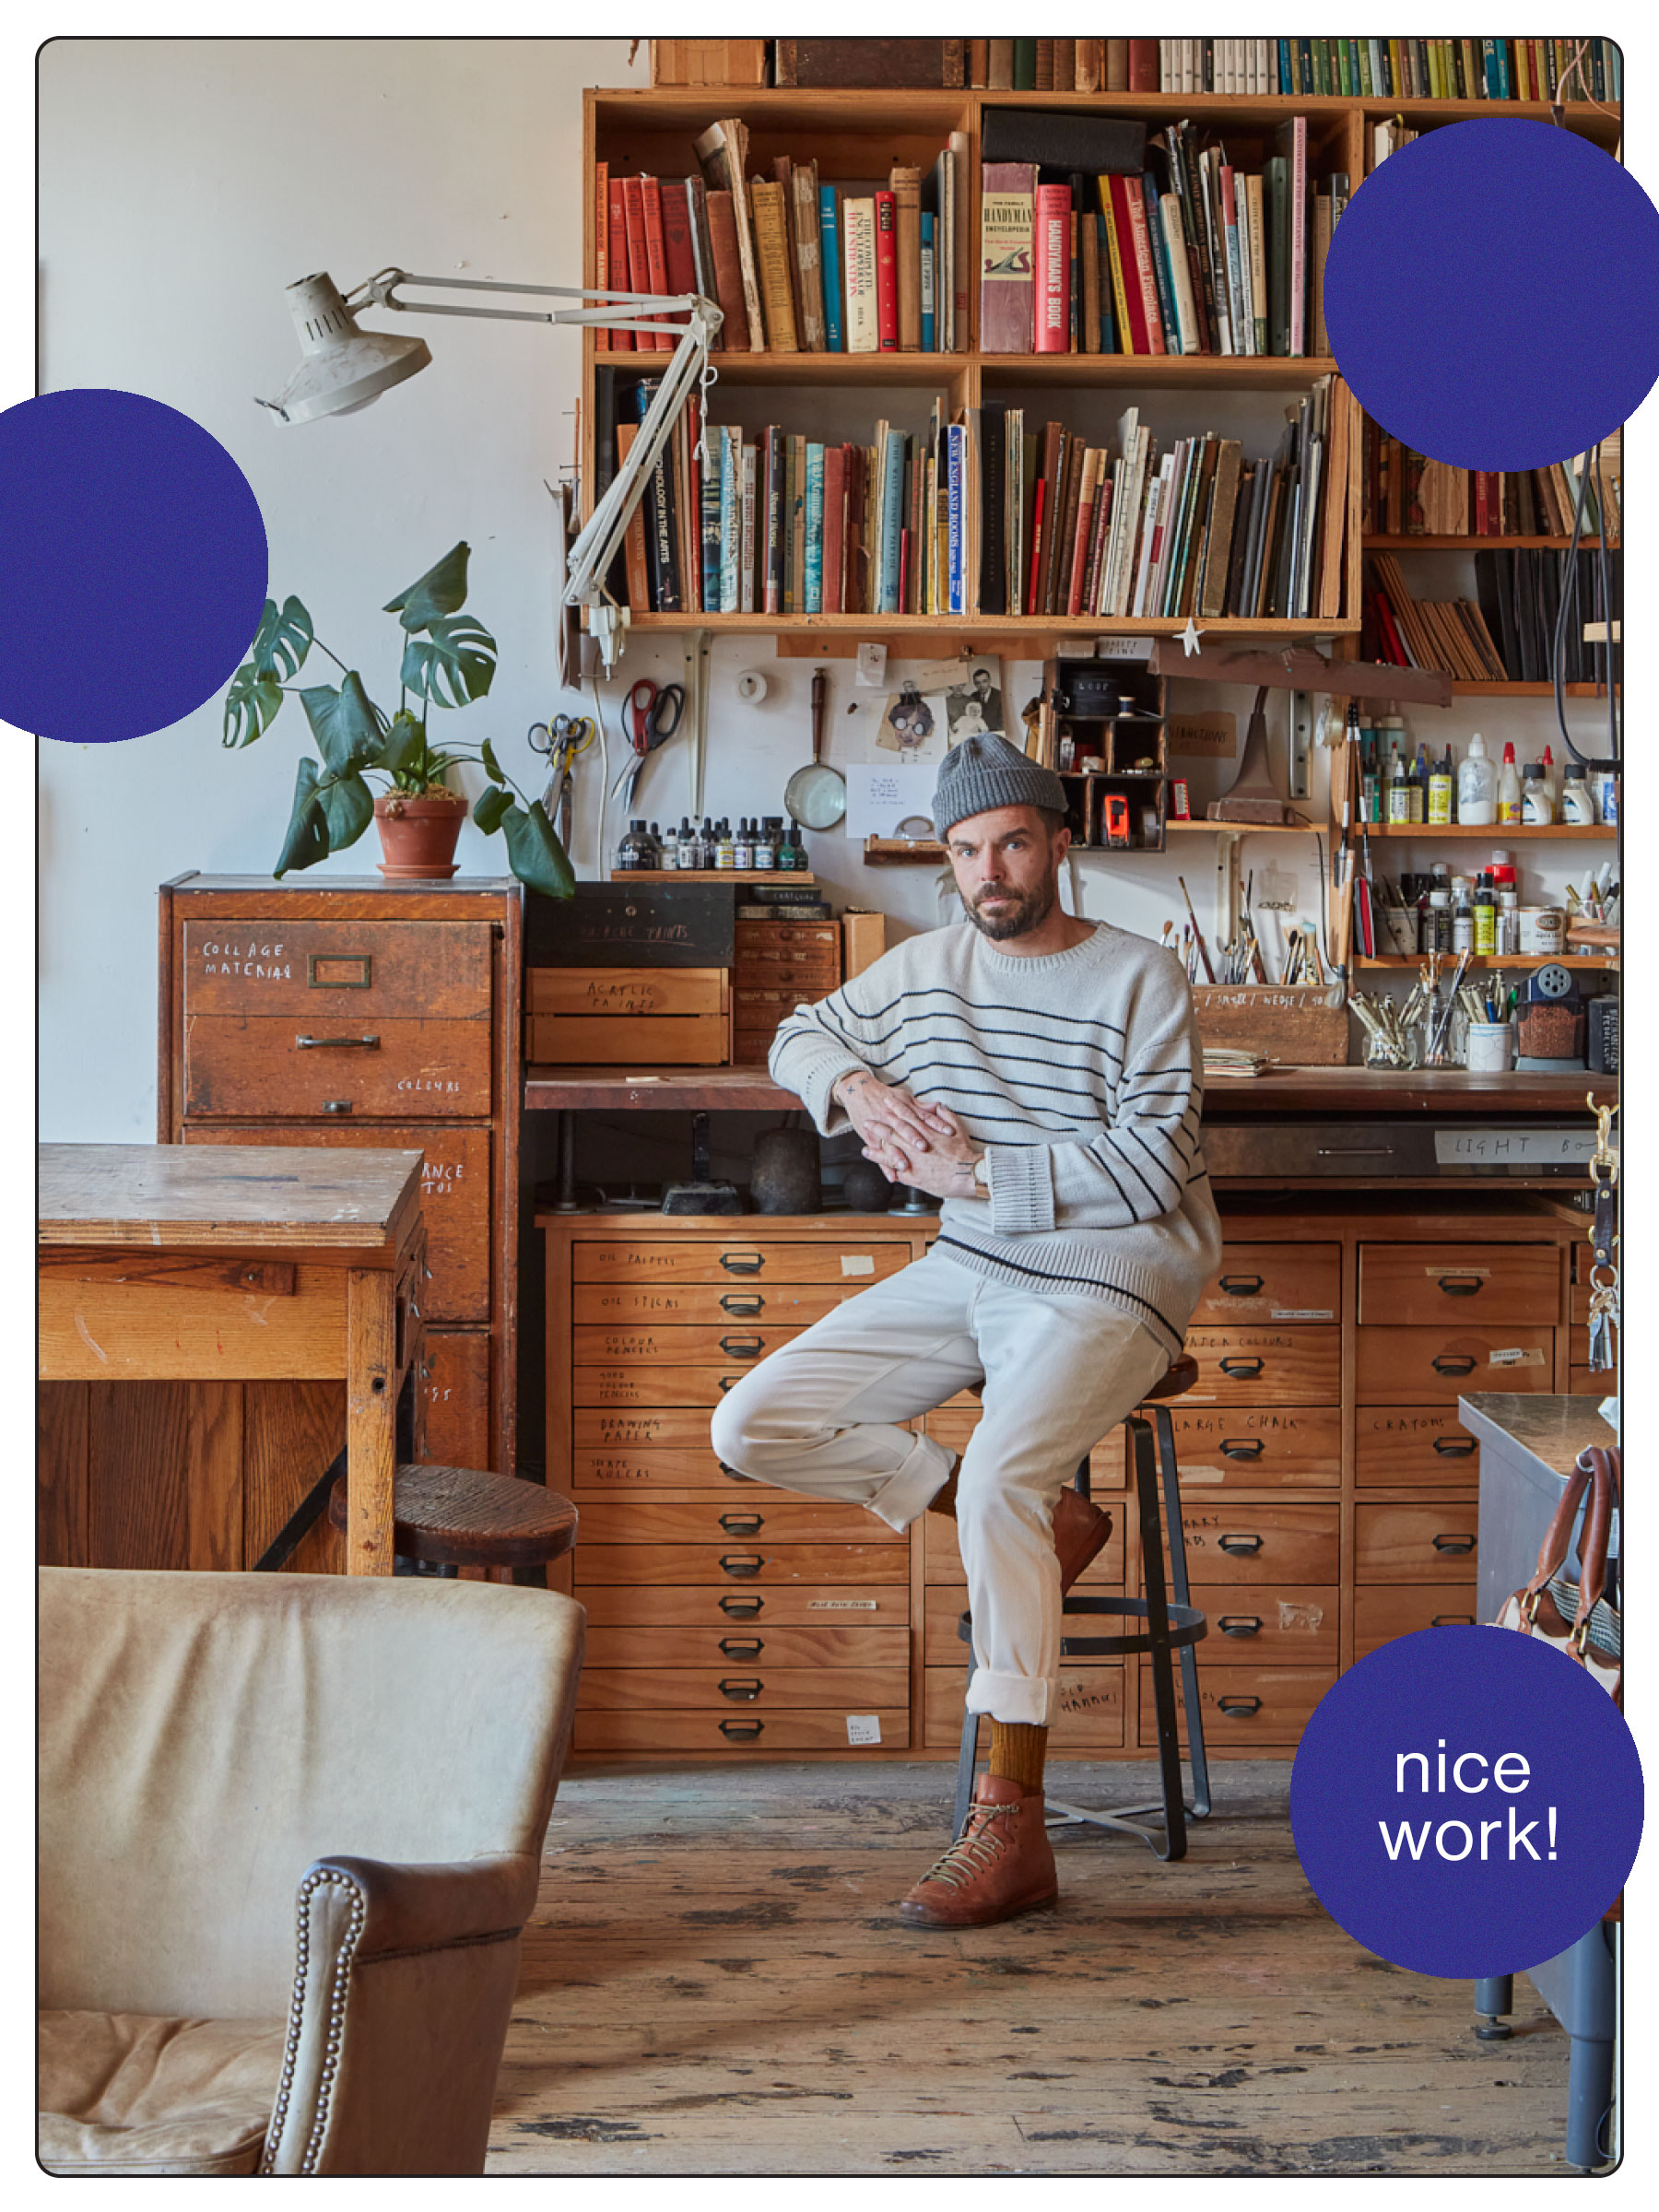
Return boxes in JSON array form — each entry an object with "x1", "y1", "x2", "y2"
[{"x1": 769, "y1": 920, "x2": 1222, "y2": 1356}]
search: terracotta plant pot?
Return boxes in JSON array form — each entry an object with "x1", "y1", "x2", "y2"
[{"x1": 372, "y1": 791, "x2": 469, "y2": 879}]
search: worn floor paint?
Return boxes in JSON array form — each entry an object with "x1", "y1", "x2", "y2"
[{"x1": 492, "y1": 1759, "x2": 1575, "y2": 2177}]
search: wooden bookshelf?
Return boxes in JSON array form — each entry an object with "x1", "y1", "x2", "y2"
[
  {"x1": 1364, "y1": 535, "x2": 1606, "y2": 551},
  {"x1": 1355, "y1": 955, "x2": 1617, "y2": 972},
  {"x1": 1359, "y1": 824, "x2": 1615, "y2": 841}
]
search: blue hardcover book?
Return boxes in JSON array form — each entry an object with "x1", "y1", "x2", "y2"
[
  {"x1": 877, "y1": 431, "x2": 906, "y2": 613},
  {"x1": 1096, "y1": 209, "x2": 1117, "y2": 351},
  {"x1": 803, "y1": 443, "x2": 825, "y2": 614},
  {"x1": 1496, "y1": 37, "x2": 1512, "y2": 99},
  {"x1": 920, "y1": 210, "x2": 936, "y2": 352},
  {"x1": 718, "y1": 425, "x2": 739, "y2": 614},
  {"x1": 1277, "y1": 37, "x2": 1291, "y2": 93},
  {"x1": 1482, "y1": 38, "x2": 1500, "y2": 98},
  {"x1": 946, "y1": 423, "x2": 966, "y2": 616},
  {"x1": 700, "y1": 433, "x2": 723, "y2": 615},
  {"x1": 1297, "y1": 39, "x2": 1313, "y2": 96},
  {"x1": 818, "y1": 185, "x2": 843, "y2": 351},
  {"x1": 1141, "y1": 173, "x2": 1180, "y2": 353}
]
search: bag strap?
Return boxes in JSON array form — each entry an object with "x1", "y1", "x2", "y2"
[
  {"x1": 1522, "y1": 1461, "x2": 1593, "y2": 1614},
  {"x1": 1573, "y1": 1447, "x2": 1616, "y2": 1629}
]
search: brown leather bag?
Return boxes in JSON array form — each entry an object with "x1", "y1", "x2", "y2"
[{"x1": 1492, "y1": 1445, "x2": 1621, "y2": 1705}]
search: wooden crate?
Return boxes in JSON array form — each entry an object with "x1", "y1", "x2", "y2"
[
  {"x1": 525, "y1": 966, "x2": 730, "y2": 1065},
  {"x1": 774, "y1": 38, "x2": 965, "y2": 88},
  {"x1": 651, "y1": 39, "x2": 770, "y2": 87},
  {"x1": 1193, "y1": 983, "x2": 1349, "y2": 1066}
]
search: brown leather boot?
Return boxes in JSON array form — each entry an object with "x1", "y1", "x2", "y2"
[
  {"x1": 1053, "y1": 1485, "x2": 1112, "y2": 1595},
  {"x1": 898, "y1": 1773, "x2": 1058, "y2": 1927}
]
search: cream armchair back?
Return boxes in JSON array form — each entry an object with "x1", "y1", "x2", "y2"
[{"x1": 39, "y1": 1568, "x2": 584, "y2": 2176}]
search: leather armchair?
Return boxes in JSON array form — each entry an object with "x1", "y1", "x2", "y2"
[{"x1": 39, "y1": 1567, "x2": 585, "y2": 2176}]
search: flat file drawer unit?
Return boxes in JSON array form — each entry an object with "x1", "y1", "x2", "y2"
[
  {"x1": 733, "y1": 915, "x2": 841, "y2": 1064},
  {"x1": 546, "y1": 1215, "x2": 931, "y2": 1757}
]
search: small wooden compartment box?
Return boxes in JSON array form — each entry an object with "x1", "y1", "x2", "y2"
[
  {"x1": 525, "y1": 966, "x2": 730, "y2": 1065},
  {"x1": 1192, "y1": 983, "x2": 1348, "y2": 1067},
  {"x1": 651, "y1": 37, "x2": 770, "y2": 86}
]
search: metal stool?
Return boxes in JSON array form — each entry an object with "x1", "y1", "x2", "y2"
[
  {"x1": 952, "y1": 1352, "x2": 1211, "y2": 1861},
  {"x1": 328, "y1": 1462, "x2": 579, "y2": 1583}
]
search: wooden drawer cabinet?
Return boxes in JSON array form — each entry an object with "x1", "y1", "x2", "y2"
[
  {"x1": 585, "y1": 1623, "x2": 911, "y2": 1669},
  {"x1": 1140, "y1": 1666, "x2": 1336, "y2": 1747},
  {"x1": 1176, "y1": 1327, "x2": 1340, "y2": 1405},
  {"x1": 579, "y1": 1665, "x2": 911, "y2": 1712},
  {"x1": 575, "y1": 1495, "x2": 906, "y2": 1547},
  {"x1": 577, "y1": 1541, "x2": 911, "y2": 1585},
  {"x1": 573, "y1": 1280, "x2": 865, "y2": 1324},
  {"x1": 1189, "y1": 1584, "x2": 1340, "y2": 1666},
  {"x1": 1358, "y1": 1242, "x2": 1560, "y2": 1326},
  {"x1": 575, "y1": 1709, "x2": 911, "y2": 1754},
  {"x1": 924, "y1": 1508, "x2": 1124, "y2": 1586},
  {"x1": 162, "y1": 877, "x2": 521, "y2": 1480},
  {"x1": 1192, "y1": 1244, "x2": 1341, "y2": 1324},
  {"x1": 1352, "y1": 1584, "x2": 1479, "y2": 1659},
  {"x1": 573, "y1": 1239, "x2": 911, "y2": 1284},
  {"x1": 572, "y1": 1323, "x2": 804, "y2": 1364},
  {"x1": 1355, "y1": 1405, "x2": 1479, "y2": 1486},
  {"x1": 576, "y1": 1583, "x2": 911, "y2": 1629},
  {"x1": 1165, "y1": 1406, "x2": 1340, "y2": 1488},
  {"x1": 1356, "y1": 1325, "x2": 1554, "y2": 1403},
  {"x1": 1354, "y1": 1500, "x2": 1479, "y2": 1583}
]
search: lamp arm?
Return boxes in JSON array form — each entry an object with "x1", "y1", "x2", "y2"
[{"x1": 354, "y1": 268, "x2": 710, "y2": 337}]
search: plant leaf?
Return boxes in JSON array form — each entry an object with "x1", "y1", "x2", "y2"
[
  {"x1": 318, "y1": 767, "x2": 374, "y2": 852},
  {"x1": 250, "y1": 594, "x2": 314, "y2": 681},
  {"x1": 473, "y1": 784, "x2": 514, "y2": 835},
  {"x1": 400, "y1": 614, "x2": 497, "y2": 711},
  {"x1": 480, "y1": 735, "x2": 504, "y2": 783},
  {"x1": 222, "y1": 662, "x2": 284, "y2": 747},
  {"x1": 378, "y1": 711, "x2": 429, "y2": 782},
  {"x1": 500, "y1": 799, "x2": 575, "y2": 902},
  {"x1": 299, "y1": 672, "x2": 385, "y2": 773},
  {"x1": 383, "y1": 542, "x2": 470, "y2": 633},
  {"x1": 275, "y1": 759, "x2": 331, "y2": 877}
]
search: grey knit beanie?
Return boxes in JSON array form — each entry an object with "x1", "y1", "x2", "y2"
[{"x1": 933, "y1": 730, "x2": 1067, "y2": 839}]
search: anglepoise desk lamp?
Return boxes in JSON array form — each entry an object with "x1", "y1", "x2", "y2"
[{"x1": 256, "y1": 268, "x2": 722, "y2": 675}]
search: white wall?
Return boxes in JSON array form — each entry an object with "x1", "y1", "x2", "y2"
[{"x1": 37, "y1": 36, "x2": 1616, "y2": 1137}]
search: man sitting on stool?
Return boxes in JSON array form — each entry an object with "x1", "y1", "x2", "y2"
[{"x1": 712, "y1": 733, "x2": 1222, "y2": 1926}]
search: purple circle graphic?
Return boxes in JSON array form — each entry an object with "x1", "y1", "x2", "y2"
[
  {"x1": 1325, "y1": 120, "x2": 1659, "y2": 469},
  {"x1": 1291, "y1": 1627, "x2": 1641, "y2": 1980},
  {"x1": 0, "y1": 388, "x2": 267, "y2": 743}
]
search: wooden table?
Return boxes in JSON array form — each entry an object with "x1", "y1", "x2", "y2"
[{"x1": 38, "y1": 1144, "x2": 426, "y2": 1576}]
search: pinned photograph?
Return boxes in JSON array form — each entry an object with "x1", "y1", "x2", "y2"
[
  {"x1": 944, "y1": 661, "x2": 1006, "y2": 743},
  {"x1": 877, "y1": 680, "x2": 946, "y2": 759}
]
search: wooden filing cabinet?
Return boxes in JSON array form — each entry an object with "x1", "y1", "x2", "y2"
[{"x1": 159, "y1": 876, "x2": 523, "y2": 1515}]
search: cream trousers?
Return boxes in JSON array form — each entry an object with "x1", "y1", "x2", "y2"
[{"x1": 709, "y1": 1248, "x2": 1170, "y2": 1725}]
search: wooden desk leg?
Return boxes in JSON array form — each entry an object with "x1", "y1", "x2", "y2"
[{"x1": 346, "y1": 1267, "x2": 398, "y2": 1575}]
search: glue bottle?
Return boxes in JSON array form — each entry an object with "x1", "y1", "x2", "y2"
[
  {"x1": 1456, "y1": 733, "x2": 1496, "y2": 826},
  {"x1": 1496, "y1": 742, "x2": 1523, "y2": 826}
]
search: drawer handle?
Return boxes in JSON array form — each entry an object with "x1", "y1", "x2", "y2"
[
  {"x1": 322, "y1": 1100, "x2": 354, "y2": 1114},
  {"x1": 717, "y1": 1375, "x2": 744, "y2": 1394},
  {"x1": 1432, "y1": 1533, "x2": 1476, "y2": 1555},
  {"x1": 1219, "y1": 1357, "x2": 1265, "y2": 1379},
  {"x1": 718, "y1": 1460, "x2": 757, "y2": 1486},
  {"x1": 1218, "y1": 1615, "x2": 1263, "y2": 1638},
  {"x1": 720, "y1": 1294, "x2": 764, "y2": 1316},
  {"x1": 1218, "y1": 1274, "x2": 1265, "y2": 1297},
  {"x1": 720, "y1": 1637, "x2": 763, "y2": 1660},
  {"x1": 1218, "y1": 1533, "x2": 1264, "y2": 1556},
  {"x1": 718, "y1": 1677, "x2": 763, "y2": 1701},
  {"x1": 1219, "y1": 1439, "x2": 1265, "y2": 1461},
  {"x1": 1316, "y1": 1147, "x2": 1395, "y2": 1157},
  {"x1": 719, "y1": 1553, "x2": 764, "y2": 1579},
  {"x1": 1218, "y1": 1695, "x2": 1263, "y2": 1718},
  {"x1": 718, "y1": 1594, "x2": 762, "y2": 1618},
  {"x1": 719, "y1": 1513, "x2": 763, "y2": 1536},
  {"x1": 1432, "y1": 1614, "x2": 1476, "y2": 1628},
  {"x1": 719, "y1": 1335, "x2": 766, "y2": 1359},
  {"x1": 718, "y1": 1718, "x2": 765, "y2": 1740},
  {"x1": 1432, "y1": 1437, "x2": 1477, "y2": 1459},
  {"x1": 295, "y1": 1033, "x2": 381, "y2": 1050},
  {"x1": 1437, "y1": 1276, "x2": 1485, "y2": 1297},
  {"x1": 1432, "y1": 1354, "x2": 1477, "y2": 1376},
  {"x1": 720, "y1": 1253, "x2": 766, "y2": 1276}
]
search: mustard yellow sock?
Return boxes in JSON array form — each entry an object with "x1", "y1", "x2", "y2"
[{"x1": 988, "y1": 1722, "x2": 1049, "y2": 1794}]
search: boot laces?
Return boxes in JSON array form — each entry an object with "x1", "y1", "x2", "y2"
[{"x1": 914, "y1": 1799, "x2": 1020, "y2": 1892}]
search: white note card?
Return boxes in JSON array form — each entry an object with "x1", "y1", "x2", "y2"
[
  {"x1": 846, "y1": 1714, "x2": 882, "y2": 1745},
  {"x1": 843, "y1": 761, "x2": 926, "y2": 840},
  {"x1": 841, "y1": 1254, "x2": 876, "y2": 1277}
]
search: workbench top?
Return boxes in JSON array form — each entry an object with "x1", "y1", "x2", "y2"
[
  {"x1": 38, "y1": 1142, "x2": 426, "y2": 1250},
  {"x1": 1458, "y1": 1393, "x2": 1618, "y2": 1485}
]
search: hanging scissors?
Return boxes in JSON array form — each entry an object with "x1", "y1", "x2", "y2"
[
  {"x1": 609, "y1": 679, "x2": 686, "y2": 810},
  {"x1": 528, "y1": 714, "x2": 595, "y2": 852}
]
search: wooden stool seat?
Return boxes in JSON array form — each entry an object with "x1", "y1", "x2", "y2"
[
  {"x1": 1140, "y1": 1352, "x2": 1199, "y2": 1401},
  {"x1": 329, "y1": 1463, "x2": 579, "y2": 1577}
]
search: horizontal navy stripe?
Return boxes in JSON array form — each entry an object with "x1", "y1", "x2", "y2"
[
  {"x1": 937, "y1": 1235, "x2": 1181, "y2": 1344},
  {"x1": 843, "y1": 981, "x2": 1128, "y2": 1040}
]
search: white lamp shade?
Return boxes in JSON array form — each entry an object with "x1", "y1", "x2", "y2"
[{"x1": 262, "y1": 272, "x2": 431, "y2": 424}]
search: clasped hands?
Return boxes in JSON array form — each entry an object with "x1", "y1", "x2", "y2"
[{"x1": 831, "y1": 1069, "x2": 986, "y2": 1201}]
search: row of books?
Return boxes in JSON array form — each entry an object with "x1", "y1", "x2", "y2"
[
  {"x1": 980, "y1": 381, "x2": 1348, "y2": 625},
  {"x1": 618, "y1": 383, "x2": 968, "y2": 618},
  {"x1": 595, "y1": 121, "x2": 969, "y2": 356},
  {"x1": 1362, "y1": 426, "x2": 1622, "y2": 544},
  {"x1": 982, "y1": 116, "x2": 1343, "y2": 357},
  {"x1": 1367, "y1": 548, "x2": 1621, "y2": 686},
  {"x1": 960, "y1": 37, "x2": 1619, "y2": 102}
]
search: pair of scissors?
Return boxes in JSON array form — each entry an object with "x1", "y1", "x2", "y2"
[
  {"x1": 528, "y1": 713, "x2": 595, "y2": 850},
  {"x1": 609, "y1": 679, "x2": 685, "y2": 809}
]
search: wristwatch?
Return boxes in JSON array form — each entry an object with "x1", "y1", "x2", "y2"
[{"x1": 971, "y1": 1153, "x2": 992, "y2": 1191}]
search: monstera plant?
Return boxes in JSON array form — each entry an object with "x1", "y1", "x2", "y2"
[{"x1": 222, "y1": 541, "x2": 572, "y2": 900}]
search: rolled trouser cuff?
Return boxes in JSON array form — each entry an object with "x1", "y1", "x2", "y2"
[
  {"x1": 964, "y1": 1667, "x2": 1053, "y2": 1726},
  {"x1": 866, "y1": 1430, "x2": 957, "y2": 1533}
]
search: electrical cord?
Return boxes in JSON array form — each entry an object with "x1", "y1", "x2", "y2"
[{"x1": 1553, "y1": 438, "x2": 1620, "y2": 771}]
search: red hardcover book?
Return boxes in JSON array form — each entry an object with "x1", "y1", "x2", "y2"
[
  {"x1": 605, "y1": 175, "x2": 632, "y2": 352},
  {"x1": 621, "y1": 179, "x2": 653, "y2": 352},
  {"x1": 875, "y1": 190, "x2": 900, "y2": 350},
  {"x1": 660, "y1": 179, "x2": 697, "y2": 329},
  {"x1": 1106, "y1": 178, "x2": 1151, "y2": 355},
  {"x1": 979, "y1": 160, "x2": 1036, "y2": 353},
  {"x1": 639, "y1": 174, "x2": 673, "y2": 352},
  {"x1": 822, "y1": 443, "x2": 848, "y2": 612},
  {"x1": 1025, "y1": 477, "x2": 1047, "y2": 615},
  {"x1": 1084, "y1": 475, "x2": 1114, "y2": 613},
  {"x1": 1119, "y1": 176, "x2": 1167, "y2": 357},
  {"x1": 1033, "y1": 182, "x2": 1072, "y2": 353},
  {"x1": 706, "y1": 191, "x2": 752, "y2": 354},
  {"x1": 1128, "y1": 38, "x2": 1159, "y2": 91},
  {"x1": 1474, "y1": 471, "x2": 1489, "y2": 536},
  {"x1": 1066, "y1": 452, "x2": 1098, "y2": 615}
]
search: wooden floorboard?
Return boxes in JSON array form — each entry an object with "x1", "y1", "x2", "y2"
[{"x1": 492, "y1": 1760, "x2": 1572, "y2": 2177}]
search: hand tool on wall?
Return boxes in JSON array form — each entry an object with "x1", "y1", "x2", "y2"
[
  {"x1": 684, "y1": 627, "x2": 712, "y2": 818},
  {"x1": 610, "y1": 677, "x2": 685, "y2": 813}
]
